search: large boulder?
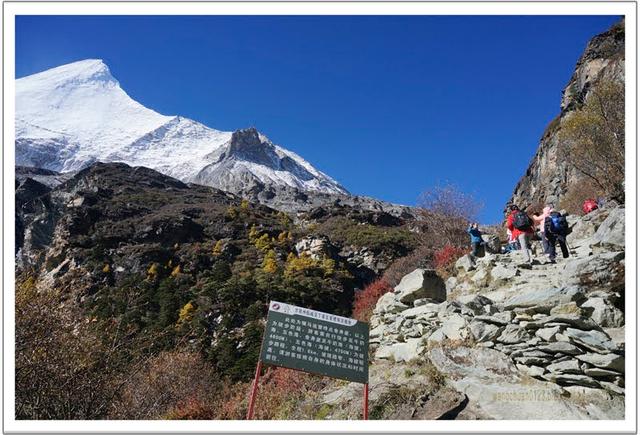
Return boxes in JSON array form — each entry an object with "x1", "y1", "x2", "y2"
[
  {"x1": 581, "y1": 297, "x2": 624, "y2": 328},
  {"x1": 394, "y1": 269, "x2": 446, "y2": 304},
  {"x1": 502, "y1": 286, "x2": 586, "y2": 311},
  {"x1": 561, "y1": 328, "x2": 617, "y2": 353},
  {"x1": 575, "y1": 353, "x2": 625, "y2": 373},
  {"x1": 562, "y1": 252, "x2": 625, "y2": 292},
  {"x1": 591, "y1": 207, "x2": 625, "y2": 248}
]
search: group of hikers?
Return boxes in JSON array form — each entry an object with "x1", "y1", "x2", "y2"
[{"x1": 467, "y1": 198, "x2": 602, "y2": 265}]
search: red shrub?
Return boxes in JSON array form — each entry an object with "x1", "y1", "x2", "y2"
[
  {"x1": 433, "y1": 244, "x2": 468, "y2": 279},
  {"x1": 352, "y1": 278, "x2": 393, "y2": 322}
]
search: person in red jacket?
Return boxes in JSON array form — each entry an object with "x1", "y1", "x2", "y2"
[{"x1": 506, "y1": 204, "x2": 534, "y2": 264}]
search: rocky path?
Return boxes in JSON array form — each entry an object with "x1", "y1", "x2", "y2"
[{"x1": 317, "y1": 206, "x2": 625, "y2": 420}]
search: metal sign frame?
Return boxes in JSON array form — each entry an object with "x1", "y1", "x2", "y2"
[{"x1": 246, "y1": 301, "x2": 370, "y2": 420}]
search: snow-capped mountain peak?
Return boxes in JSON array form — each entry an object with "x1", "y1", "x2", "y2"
[{"x1": 15, "y1": 59, "x2": 347, "y2": 196}]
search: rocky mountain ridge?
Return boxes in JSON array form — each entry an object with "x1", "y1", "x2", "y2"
[{"x1": 508, "y1": 19, "x2": 624, "y2": 209}]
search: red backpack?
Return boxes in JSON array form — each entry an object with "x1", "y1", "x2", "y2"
[{"x1": 582, "y1": 199, "x2": 598, "y2": 214}]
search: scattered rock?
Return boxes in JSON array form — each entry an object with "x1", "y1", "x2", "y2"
[
  {"x1": 562, "y1": 328, "x2": 616, "y2": 353},
  {"x1": 400, "y1": 304, "x2": 440, "y2": 320},
  {"x1": 394, "y1": 269, "x2": 446, "y2": 304},
  {"x1": 374, "y1": 338, "x2": 424, "y2": 362},
  {"x1": 543, "y1": 373, "x2": 601, "y2": 388},
  {"x1": 575, "y1": 353, "x2": 624, "y2": 373},
  {"x1": 581, "y1": 297, "x2": 624, "y2": 327},
  {"x1": 441, "y1": 314, "x2": 468, "y2": 340},
  {"x1": 549, "y1": 302, "x2": 583, "y2": 316},
  {"x1": 591, "y1": 207, "x2": 625, "y2": 248},
  {"x1": 497, "y1": 324, "x2": 530, "y2": 344},
  {"x1": 490, "y1": 265, "x2": 518, "y2": 283},
  {"x1": 535, "y1": 326, "x2": 562, "y2": 342},
  {"x1": 455, "y1": 254, "x2": 476, "y2": 272},
  {"x1": 469, "y1": 320, "x2": 502, "y2": 342},
  {"x1": 547, "y1": 359, "x2": 582, "y2": 374},
  {"x1": 502, "y1": 286, "x2": 585, "y2": 311},
  {"x1": 525, "y1": 314, "x2": 600, "y2": 331},
  {"x1": 537, "y1": 341, "x2": 582, "y2": 355},
  {"x1": 516, "y1": 364, "x2": 545, "y2": 378}
]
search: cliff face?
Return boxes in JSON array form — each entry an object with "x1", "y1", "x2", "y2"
[{"x1": 508, "y1": 19, "x2": 624, "y2": 210}]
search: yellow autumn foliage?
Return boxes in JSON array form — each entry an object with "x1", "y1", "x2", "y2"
[{"x1": 262, "y1": 250, "x2": 279, "y2": 274}]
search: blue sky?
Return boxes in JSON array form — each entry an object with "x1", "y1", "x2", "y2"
[{"x1": 16, "y1": 15, "x2": 620, "y2": 223}]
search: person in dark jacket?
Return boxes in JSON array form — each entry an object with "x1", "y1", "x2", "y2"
[
  {"x1": 544, "y1": 212, "x2": 570, "y2": 263},
  {"x1": 467, "y1": 223, "x2": 484, "y2": 257}
]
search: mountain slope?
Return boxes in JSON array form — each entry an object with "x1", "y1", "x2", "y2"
[
  {"x1": 507, "y1": 20, "x2": 624, "y2": 210},
  {"x1": 15, "y1": 59, "x2": 347, "y2": 196}
]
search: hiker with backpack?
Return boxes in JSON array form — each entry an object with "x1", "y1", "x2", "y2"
[
  {"x1": 544, "y1": 209, "x2": 570, "y2": 263},
  {"x1": 506, "y1": 205, "x2": 534, "y2": 264},
  {"x1": 532, "y1": 205, "x2": 554, "y2": 255},
  {"x1": 467, "y1": 222, "x2": 485, "y2": 257}
]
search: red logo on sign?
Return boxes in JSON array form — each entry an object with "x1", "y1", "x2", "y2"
[{"x1": 272, "y1": 303, "x2": 280, "y2": 311}]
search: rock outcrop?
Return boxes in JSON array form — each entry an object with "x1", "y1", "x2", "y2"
[{"x1": 508, "y1": 19, "x2": 624, "y2": 209}]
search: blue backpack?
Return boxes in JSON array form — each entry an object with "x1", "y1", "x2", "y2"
[{"x1": 548, "y1": 212, "x2": 569, "y2": 235}]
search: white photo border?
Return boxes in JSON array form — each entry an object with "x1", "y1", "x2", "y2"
[{"x1": 2, "y1": 1, "x2": 637, "y2": 433}]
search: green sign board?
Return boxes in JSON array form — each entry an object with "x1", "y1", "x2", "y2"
[{"x1": 260, "y1": 301, "x2": 369, "y2": 384}]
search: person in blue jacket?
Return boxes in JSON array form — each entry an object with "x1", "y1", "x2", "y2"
[{"x1": 467, "y1": 222, "x2": 485, "y2": 257}]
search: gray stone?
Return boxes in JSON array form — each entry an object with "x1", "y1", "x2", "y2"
[
  {"x1": 445, "y1": 277, "x2": 458, "y2": 293},
  {"x1": 497, "y1": 324, "x2": 530, "y2": 344},
  {"x1": 510, "y1": 349, "x2": 549, "y2": 359},
  {"x1": 490, "y1": 264, "x2": 518, "y2": 284},
  {"x1": 455, "y1": 254, "x2": 476, "y2": 272},
  {"x1": 471, "y1": 268, "x2": 489, "y2": 287},
  {"x1": 502, "y1": 286, "x2": 586, "y2": 311},
  {"x1": 550, "y1": 302, "x2": 583, "y2": 316},
  {"x1": 591, "y1": 207, "x2": 625, "y2": 248},
  {"x1": 464, "y1": 295, "x2": 494, "y2": 315},
  {"x1": 374, "y1": 338, "x2": 424, "y2": 362},
  {"x1": 563, "y1": 328, "x2": 616, "y2": 353},
  {"x1": 513, "y1": 356, "x2": 551, "y2": 366},
  {"x1": 547, "y1": 359, "x2": 582, "y2": 374},
  {"x1": 581, "y1": 297, "x2": 624, "y2": 328},
  {"x1": 575, "y1": 353, "x2": 624, "y2": 373},
  {"x1": 482, "y1": 234, "x2": 502, "y2": 253},
  {"x1": 599, "y1": 381, "x2": 625, "y2": 395},
  {"x1": 524, "y1": 314, "x2": 600, "y2": 331},
  {"x1": 394, "y1": 269, "x2": 446, "y2": 304},
  {"x1": 469, "y1": 320, "x2": 502, "y2": 342},
  {"x1": 537, "y1": 341, "x2": 582, "y2": 355},
  {"x1": 369, "y1": 324, "x2": 386, "y2": 339},
  {"x1": 543, "y1": 373, "x2": 601, "y2": 388},
  {"x1": 389, "y1": 300, "x2": 410, "y2": 313},
  {"x1": 562, "y1": 252, "x2": 625, "y2": 291},
  {"x1": 535, "y1": 326, "x2": 562, "y2": 342},
  {"x1": 584, "y1": 367, "x2": 620, "y2": 378},
  {"x1": 516, "y1": 364, "x2": 546, "y2": 378},
  {"x1": 603, "y1": 327, "x2": 625, "y2": 347},
  {"x1": 441, "y1": 314, "x2": 468, "y2": 340},
  {"x1": 427, "y1": 328, "x2": 446, "y2": 345},
  {"x1": 475, "y1": 311, "x2": 513, "y2": 326},
  {"x1": 400, "y1": 303, "x2": 440, "y2": 319},
  {"x1": 374, "y1": 292, "x2": 396, "y2": 314}
]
